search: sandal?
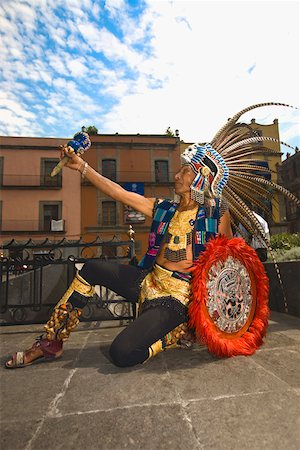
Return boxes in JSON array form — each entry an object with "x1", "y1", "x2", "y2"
[{"x1": 5, "y1": 336, "x2": 63, "y2": 369}]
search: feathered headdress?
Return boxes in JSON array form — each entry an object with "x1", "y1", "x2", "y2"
[{"x1": 182, "y1": 102, "x2": 299, "y2": 246}]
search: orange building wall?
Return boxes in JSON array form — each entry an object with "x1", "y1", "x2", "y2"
[{"x1": 0, "y1": 136, "x2": 81, "y2": 243}]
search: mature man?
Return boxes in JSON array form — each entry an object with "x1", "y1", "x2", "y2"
[
  {"x1": 6, "y1": 142, "x2": 232, "y2": 368},
  {"x1": 6, "y1": 102, "x2": 299, "y2": 368}
]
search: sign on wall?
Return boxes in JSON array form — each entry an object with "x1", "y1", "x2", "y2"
[
  {"x1": 123, "y1": 182, "x2": 146, "y2": 223},
  {"x1": 123, "y1": 182, "x2": 144, "y2": 195}
]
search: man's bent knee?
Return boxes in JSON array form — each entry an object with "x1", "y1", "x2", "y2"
[{"x1": 109, "y1": 338, "x2": 147, "y2": 367}]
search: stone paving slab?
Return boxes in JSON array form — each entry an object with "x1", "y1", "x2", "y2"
[
  {"x1": 0, "y1": 312, "x2": 300, "y2": 450},
  {"x1": 252, "y1": 348, "x2": 300, "y2": 388},
  {"x1": 2, "y1": 420, "x2": 41, "y2": 450},
  {"x1": 186, "y1": 390, "x2": 300, "y2": 450},
  {"x1": 1, "y1": 369, "x2": 69, "y2": 423},
  {"x1": 164, "y1": 351, "x2": 289, "y2": 401},
  {"x1": 31, "y1": 405, "x2": 201, "y2": 450}
]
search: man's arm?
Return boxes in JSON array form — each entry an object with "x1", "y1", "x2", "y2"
[
  {"x1": 218, "y1": 210, "x2": 233, "y2": 239},
  {"x1": 63, "y1": 147, "x2": 155, "y2": 218},
  {"x1": 84, "y1": 164, "x2": 155, "y2": 217}
]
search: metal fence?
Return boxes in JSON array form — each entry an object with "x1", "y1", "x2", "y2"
[{"x1": 0, "y1": 236, "x2": 137, "y2": 325}]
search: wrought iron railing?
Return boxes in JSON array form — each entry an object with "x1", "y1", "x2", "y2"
[{"x1": 0, "y1": 235, "x2": 136, "y2": 325}]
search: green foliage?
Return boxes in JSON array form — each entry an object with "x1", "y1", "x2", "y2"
[
  {"x1": 269, "y1": 247, "x2": 300, "y2": 262},
  {"x1": 165, "y1": 127, "x2": 174, "y2": 137},
  {"x1": 270, "y1": 233, "x2": 300, "y2": 250},
  {"x1": 82, "y1": 125, "x2": 98, "y2": 135}
]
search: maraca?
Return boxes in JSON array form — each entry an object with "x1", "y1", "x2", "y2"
[{"x1": 51, "y1": 130, "x2": 91, "y2": 177}]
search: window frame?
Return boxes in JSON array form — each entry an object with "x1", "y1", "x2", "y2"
[
  {"x1": 39, "y1": 201, "x2": 62, "y2": 231},
  {"x1": 102, "y1": 159, "x2": 117, "y2": 182},
  {"x1": 102, "y1": 200, "x2": 117, "y2": 226},
  {"x1": 40, "y1": 158, "x2": 62, "y2": 187},
  {"x1": 155, "y1": 159, "x2": 169, "y2": 183}
]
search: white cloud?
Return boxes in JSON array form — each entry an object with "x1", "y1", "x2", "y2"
[
  {"x1": 0, "y1": 0, "x2": 298, "y2": 150},
  {"x1": 0, "y1": 93, "x2": 35, "y2": 119},
  {"x1": 102, "y1": 0, "x2": 299, "y2": 147},
  {"x1": 78, "y1": 23, "x2": 143, "y2": 68},
  {"x1": 104, "y1": 0, "x2": 126, "y2": 18}
]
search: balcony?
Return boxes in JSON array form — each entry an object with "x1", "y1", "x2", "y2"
[
  {"x1": 1, "y1": 175, "x2": 62, "y2": 189},
  {"x1": 0, "y1": 219, "x2": 66, "y2": 234}
]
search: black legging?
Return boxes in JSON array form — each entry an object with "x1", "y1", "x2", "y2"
[{"x1": 79, "y1": 260, "x2": 184, "y2": 367}]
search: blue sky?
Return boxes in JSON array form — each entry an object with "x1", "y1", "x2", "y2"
[{"x1": 0, "y1": 0, "x2": 299, "y2": 155}]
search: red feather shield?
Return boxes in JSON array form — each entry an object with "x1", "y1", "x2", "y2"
[{"x1": 188, "y1": 236, "x2": 269, "y2": 357}]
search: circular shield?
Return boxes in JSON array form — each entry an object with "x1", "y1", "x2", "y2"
[
  {"x1": 207, "y1": 256, "x2": 256, "y2": 337},
  {"x1": 188, "y1": 236, "x2": 269, "y2": 357}
]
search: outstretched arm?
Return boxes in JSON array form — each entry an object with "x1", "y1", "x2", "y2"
[{"x1": 62, "y1": 146, "x2": 156, "y2": 218}]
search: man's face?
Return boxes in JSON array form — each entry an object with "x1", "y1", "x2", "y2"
[{"x1": 174, "y1": 164, "x2": 196, "y2": 195}]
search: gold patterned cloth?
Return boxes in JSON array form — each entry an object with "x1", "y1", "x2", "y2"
[
  {"x1": 139, "y1": 264, "x2": 192, "y2": 309},
  {"x1": 164, "y1": 207, "x2": 198, "y2": 261},
  {"x1": 139, "y1": 265, "x2": 193, "y2": 361},
  {"x1": 44, "y1": 272, "x2": 95, "y2": 341}
]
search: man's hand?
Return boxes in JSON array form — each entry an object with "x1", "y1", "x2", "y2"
[{"x1": 60, "y1": 144, "x2": 84, "y2": 172}]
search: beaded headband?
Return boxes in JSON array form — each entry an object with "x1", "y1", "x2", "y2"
[{"x1": 181, "y1": 143, "x2": 229, "y2": 204}]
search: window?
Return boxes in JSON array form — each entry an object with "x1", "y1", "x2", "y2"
[
  {"x1": 41, "y1": 159, "x2": 62, "y2": 187},
  {"x1": 155, "y1": 160, "x2": 169, "y2": 183},
  {"x1": 290, "y1": 202, "x2": 297, "y2": 215},
  {"x1": 39, "y1": 201, "x2": 62, "y2": 231},
  {"x1": 102, "y1": 159, "x2": 117, "y2": 181},
  {"x1": 102, "y1": 201, "x2": 116, "y2": 226}
]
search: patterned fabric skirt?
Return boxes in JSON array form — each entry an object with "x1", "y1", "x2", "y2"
[{"x1": 138, "y1": 264, "x2": 192, "y2": 320}]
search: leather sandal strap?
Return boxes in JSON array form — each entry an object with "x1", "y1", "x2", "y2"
[{"x1": 15, "y1": 352, "x2": 25, "y2": 366}]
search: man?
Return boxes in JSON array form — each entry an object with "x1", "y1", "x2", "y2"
[
  {"x1": 5, "y1": 142, "x2": 232, "y2": 368},
  {"x1": 6, "y1": 102, "x2": 299, "y2": 368}
]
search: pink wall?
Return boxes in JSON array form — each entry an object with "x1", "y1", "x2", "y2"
[{"x1": 0, "y1": 136, "x2": 81, "y2": 243}]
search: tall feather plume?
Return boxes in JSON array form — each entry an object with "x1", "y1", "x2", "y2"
[
  {"x1": 225, "y1": 150, "x2": 281, "y2": 163},
  {"x1": 225, "y1": 146, "x2": 283, "y2": 162},
  {"x1": 223, "y1": 185, "x2": 271, "y2": 248},
  {"x1": 207, "y1": 102, "x2": 299, "y2": 314},
  {"x1": 236, "y1": 174, "x2": 300, "y2": 206},
  {"x1": 222, "y1": 136, "x2": 295, "y2": 156},
  {"x1": 215, "y1": 122, "x2": 256, "y2": 152},
  {"x1": 229, "y1": 173, "x2": 273, "y2": 199},
  {"x1": 211, "y1": 102, "x2": 297, "y2": 148},
  {"x1": 225, "y1": 180, "x2": 273, "y2": 219}
]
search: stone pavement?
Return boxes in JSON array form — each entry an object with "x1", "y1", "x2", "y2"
[{"x1": 1, "y1": 311, "x2": 300, "y2": 450}]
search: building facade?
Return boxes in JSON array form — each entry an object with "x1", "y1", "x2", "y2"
[
  {"x1": 1, "y1": 120, "x2": 293, "y2": 256},
  {"x1": 278, "y1": 149, "x2": 300, "y2": 232},
  {"x1": 0, "y1": 136, "x2": 81, "y2": 245},
  {"x1": 248, "y1": 118, "x2": 287, "y2": 231}
]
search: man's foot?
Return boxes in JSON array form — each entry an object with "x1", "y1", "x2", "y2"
[{"x1": 5, "y1": 337, "x2": 63, "y2": 369}]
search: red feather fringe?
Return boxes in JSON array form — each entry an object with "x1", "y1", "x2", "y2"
[{"x1": 188, "y1": 236, "x2": 269, "y2": 357}]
